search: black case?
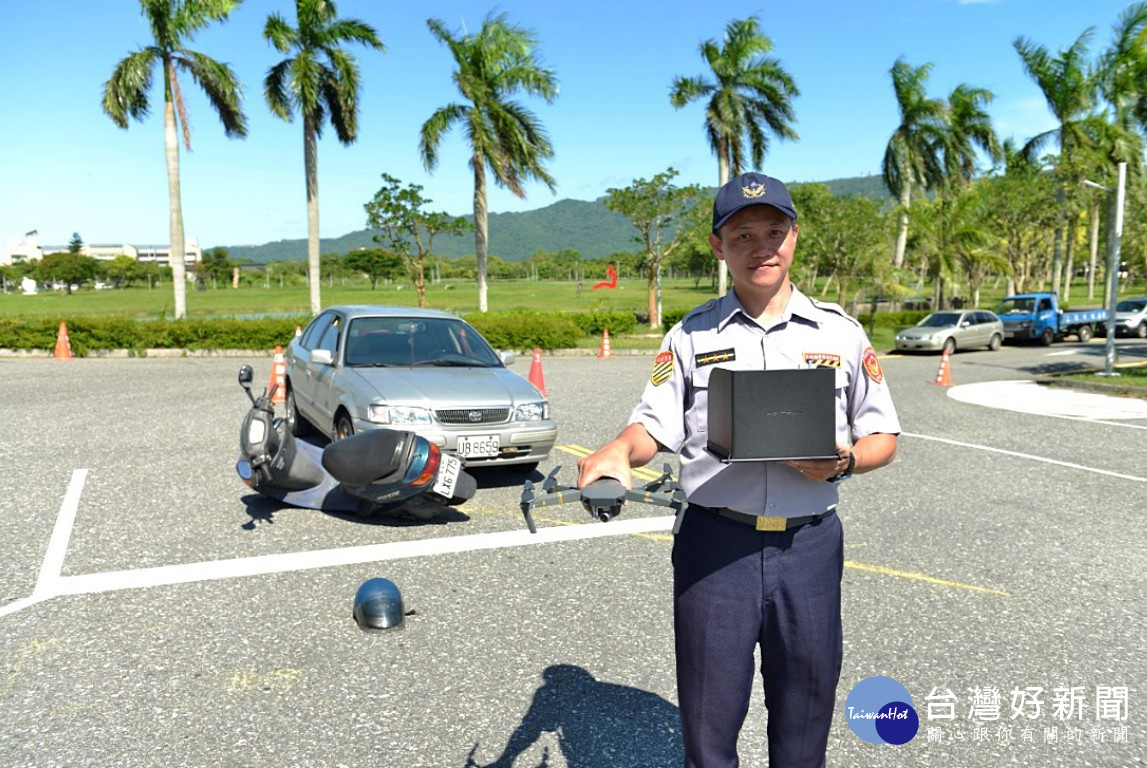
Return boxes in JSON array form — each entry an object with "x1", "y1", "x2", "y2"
[{"x1": 706, "y1": 367, "x2": 839, "y2": 461}]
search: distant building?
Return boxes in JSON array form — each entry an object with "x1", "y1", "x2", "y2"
[{"x1": 1, "y1": 230, "x2": 202, "y2": 268}]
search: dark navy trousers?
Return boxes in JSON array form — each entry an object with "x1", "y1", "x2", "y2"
[{"x1": 672, "y1": 506, "x2": 844, "y2": 768}]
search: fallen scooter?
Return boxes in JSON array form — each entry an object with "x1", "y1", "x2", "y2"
[{"x1": 235, "y1": 364, "x2": 476, "y2": 518}]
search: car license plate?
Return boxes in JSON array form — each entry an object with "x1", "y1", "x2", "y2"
[
  {"x1": 457, "y1": 434, "x2": 499, "y2": 458},
  {"x1": 432, "y1": 453, "x2": 461, "y2": 499}
]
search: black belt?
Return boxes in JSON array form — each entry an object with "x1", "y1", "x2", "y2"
[{"x1": 693, "y1": 504, "x2": 836, "y2": 532}]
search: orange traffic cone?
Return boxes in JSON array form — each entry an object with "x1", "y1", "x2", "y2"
[
  {"x1": 295, "y1": 325, "x2": 302, "y2": 338},
  {"x1": 528, "y1": 348, "x2": 547, "y2": 395},
  {"x1": 53, "y1": 322, "x2": 73, "y2": 360},
  {"x1": 269, "y1": 345, "x2": 287, "y2": 404},
  {"x1": 932, "y1": 349, "x2": 952, "y2": 387},
  {"x1": 598, "y1": 328, "x2": 614, "y2": 359}
]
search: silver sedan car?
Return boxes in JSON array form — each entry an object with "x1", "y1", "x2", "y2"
[
  {"x1": 284, "y1": 306, "x2": 557, "y2": 469},
  {"x1": 895, "y1": 309, "x2": 1005, "y2": 354}
]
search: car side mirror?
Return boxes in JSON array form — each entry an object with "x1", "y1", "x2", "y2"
[
  {"x1": 500, "y1": 350, "x2": 516, "y2": 366},
  {"x1": 312, "y1": 349, "x2": 334, "y2": 366}
]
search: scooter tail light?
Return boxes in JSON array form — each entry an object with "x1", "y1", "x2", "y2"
[{"x1": 412, "y1": 443, "x2": 442, "y2": 487}]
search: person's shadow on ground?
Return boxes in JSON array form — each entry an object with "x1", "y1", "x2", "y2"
[{"x1": 468, "y1": 664, "x2": 683, "y2": 768}]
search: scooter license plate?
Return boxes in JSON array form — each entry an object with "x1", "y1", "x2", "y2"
[
  {"x1": 457, "y1": 434, "x2": 499, "y2": 457},
  {"x1": 432, "y1": 453, "x2": 462, "y2": 499}
]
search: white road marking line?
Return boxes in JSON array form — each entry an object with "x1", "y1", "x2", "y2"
[
  {"x1": 45, "y1": 515, "x2": 677, "y2": 598},
  {"x1": 33, "y1": 469, "x2": 87, "y2": 599},
  {"x1": 903, "y1": 432, "x2": 1146, "y2": 482}
]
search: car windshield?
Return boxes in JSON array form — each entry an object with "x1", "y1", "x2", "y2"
[
  {"x1": 344, "y1": 317, "x2": 502, "y2": 368},
  {"x1": 918, "y1": 312, "x2": 962, "y2": 328},
  {"x1": 1116, "y1": 299, "x2": 1147, "y2": 312},
  {"x1": 995, "y1": 298, "x2": 1034, "y2": 315}
]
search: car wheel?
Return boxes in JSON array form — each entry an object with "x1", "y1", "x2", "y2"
[
  {"x1": 988, "y1": 333, "x2": 1002, "y2": 351},
  {"x1": 1040, "y1": 328, "x2": 1054, "y2": 346},
  {"x1": 1077, "y1": 324, "x2": 1093, "y2": 343},
  {"x1": 942, "y1": 337, "x2": 957, "y2": 356},
  {"x1": 285, "y1": 387, "x2": 313, "y2": 437},
  {"x1": 335, "y1": 412, "x2": 355, "y2": 442},
  {"x1": 1137, "y1": 322, "x2": 1147, "y2": 339}
]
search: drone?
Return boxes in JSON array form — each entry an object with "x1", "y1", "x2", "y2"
[{"x1": 519, "y1": 463, "x2": 687, "y2": 535}]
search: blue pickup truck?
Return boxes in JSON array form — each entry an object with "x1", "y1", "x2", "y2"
[{"x1": 994, "y1": 292, "x2": 1109, "y2": 345}]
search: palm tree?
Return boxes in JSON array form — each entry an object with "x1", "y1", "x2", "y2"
[
  {"x1": 1013, "y1": 29, "x2": 1100, "y2": 297},
  {"x1": 941, "y1": 84, "x2": 1002, "y2": 187},
  {"x1": 264, "y1": 0, "x2": 385, "y2": 315},
  {"x1": 420, "y1": 11, "x2": 558, "y2": 313},
  {"x1": 669, "y1": 16, "x2": 799, "y2": 296},
  {"x1": 882, "y1": 58, "x2": 948, "y2": 269},
  {"x1": 102, "y1": 0, "x2": 247, "y2": 320}
]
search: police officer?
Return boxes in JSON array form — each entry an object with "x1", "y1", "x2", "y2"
[{"x1": 577, "y1": 172, "x2": 900, "y2": 768}]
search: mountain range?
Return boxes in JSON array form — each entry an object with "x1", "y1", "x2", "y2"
[{"x1": 221, "y1": 174, "x2": 890, "y2": 264}]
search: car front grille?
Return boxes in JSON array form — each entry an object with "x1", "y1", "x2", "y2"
[{"x1": 435, "y1": 408, "x2": 510, "y2": 425}]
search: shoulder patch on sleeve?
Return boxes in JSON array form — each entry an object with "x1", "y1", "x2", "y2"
[
  {"x1": 862, "y1": 347, "x2": 884, "y2": 383},
  {"x1": 651, "y1": 351, "x2": 674, "y2": 386}
]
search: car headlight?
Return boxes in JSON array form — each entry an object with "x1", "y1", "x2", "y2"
[
  {"x1": 512, "y1": 401, "x2": 549, "y2": 421},
  {"x1": 367, "y1": 404, "x2": 432, "y2": 425}
]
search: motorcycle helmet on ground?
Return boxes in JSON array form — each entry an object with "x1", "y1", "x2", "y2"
[{"x1": 353, "y1": 577, "x2": 405, "y2": 629}]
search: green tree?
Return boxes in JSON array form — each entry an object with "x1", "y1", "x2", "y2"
[
  {"x1": 669, "y1": 15, "x2": 799, "y2": 296},
  {"x1": 882, "y1": 58, "x2": 947, "y2": 269},
  {"x1": 908, "y1": 186, "x2": 994, "y2": 309},
  {"x1": 105, "y1": 254, "x2": 146, "y2": 287},
  {"x1": 264, "y1": 0, "x2": 385, "y2": 315},
  {"x1": 605, "y1": 168, "x2": 705, "y2": 328},
  {"x1": 420, "y1": 11, "x2": 558, "y2": 313},
  {"x1": 364, "y1": 173, "x2": 471, "y2": 307},
  {"x1": 941, "y1": 84, "x2": 1003, "y2": 187},
  {"x1": 68, "y1": 232, "x2": 85, "y2": 255},
  {"x1": 199, "y1": 245, "x2": 234, "y2": 284},
  {"x1": 102, "y1": 0, "x2": 248, "y2": 319},
  {"x1": 1014, "y1": 28, "x2": 1101, "y2": 296},
  {"x1": 790, "y1": 184, "x2": 891, "y2": 307},
  {"x1": 344, "y1": 247, "x2": 403, "y2": 290},
  {"x1": 37, "y1": 253, "x2": 98, "y2": 294},
  {"x1": 981, "y1": 144, "x2": 1058, "y2": 295}
]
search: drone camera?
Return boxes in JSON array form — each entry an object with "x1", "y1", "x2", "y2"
[{"x1": 580, "y1": 478, "x2": 628, "y2": 522}]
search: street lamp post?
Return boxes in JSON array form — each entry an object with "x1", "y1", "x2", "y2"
[{"x1": 1083, "y1": 161, "x2": 1127, "y2": 378}]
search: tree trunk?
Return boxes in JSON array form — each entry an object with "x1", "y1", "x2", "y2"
[
  {"x1": 473, "y1": 157, "x2": 489, "y2": 312},
  {"x1": 1086, "y1": 201, "x2": 1100, "y2": 300},
  {"x1": 647, "y1": 259, "x2": 659, "y2": 329},
  {"x1": 893, "y1": 185, "x2": 910, "y2": 268},
  {"x1": 163, "y1": 96, "x2": 187, "y2": 319},
  {"x1": 304, "y1": 114, "x2": 322, "y2": 315},
  {"x1": 1062, "y1": 213, "x2": 1077, "y2": 304},
  {"x1": 415, "y1": 257, "x2": 427, "y2": 307},
  {"x1": 1050, "y1": 187, "x2": 1065, "y2": 298},
  {"x1": 716, "y1": 150, "x2": 730, "y2": 298}
]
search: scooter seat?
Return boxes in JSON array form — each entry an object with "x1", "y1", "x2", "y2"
[{"x1": 322, "y1": 429, "x2": 410, "y2": 487}]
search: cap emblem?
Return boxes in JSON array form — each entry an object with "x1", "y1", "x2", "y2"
[{"x1": 742, "y1": 180, "x2": 766, "y2": 199}]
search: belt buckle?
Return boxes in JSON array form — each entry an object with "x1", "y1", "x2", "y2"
[{"x1": 755, "y1": 515, "x2": 787, "y2": 532}]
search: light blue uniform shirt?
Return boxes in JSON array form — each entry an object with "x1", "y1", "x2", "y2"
[{"x1": 630, "y1": 287, "x2": 901, "y2": 517}]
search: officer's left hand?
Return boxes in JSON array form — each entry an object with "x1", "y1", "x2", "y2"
[{"x1": 782, "y1": 445, "x2": 851, "y2": 483}]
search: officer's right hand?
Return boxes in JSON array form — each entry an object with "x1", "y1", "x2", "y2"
[{"x1": 576, "y1": 441, "x2": 634, "y2": 491}]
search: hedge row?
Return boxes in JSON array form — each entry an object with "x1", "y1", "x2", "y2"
[
  {"x1": 0, "y1": 316, "x2": 309, "y2": 356},
  {"x1": 0, "y1": 307, "x2": 929, "y2": 356}
]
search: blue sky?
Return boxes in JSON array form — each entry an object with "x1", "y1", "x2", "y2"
[{"x1": 0, "y1": 0, "x2": 1137, "y2": 250}]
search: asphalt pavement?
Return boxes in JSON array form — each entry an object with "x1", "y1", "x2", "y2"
[{"x1": 1, "y1": 339, "x2": 1145, "y2": 767}]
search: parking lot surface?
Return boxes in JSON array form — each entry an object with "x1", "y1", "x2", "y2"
[{"x1": 1, "y1": 340, "x2": 1144, "y2": 767}]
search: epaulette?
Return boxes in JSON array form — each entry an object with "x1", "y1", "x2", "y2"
[
  {"x1": 682, "y1": 298, "x2": 718, "y2": 322},
  {"x1": 808, "y1": 297, "x2": 862, "y2": 328}
]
